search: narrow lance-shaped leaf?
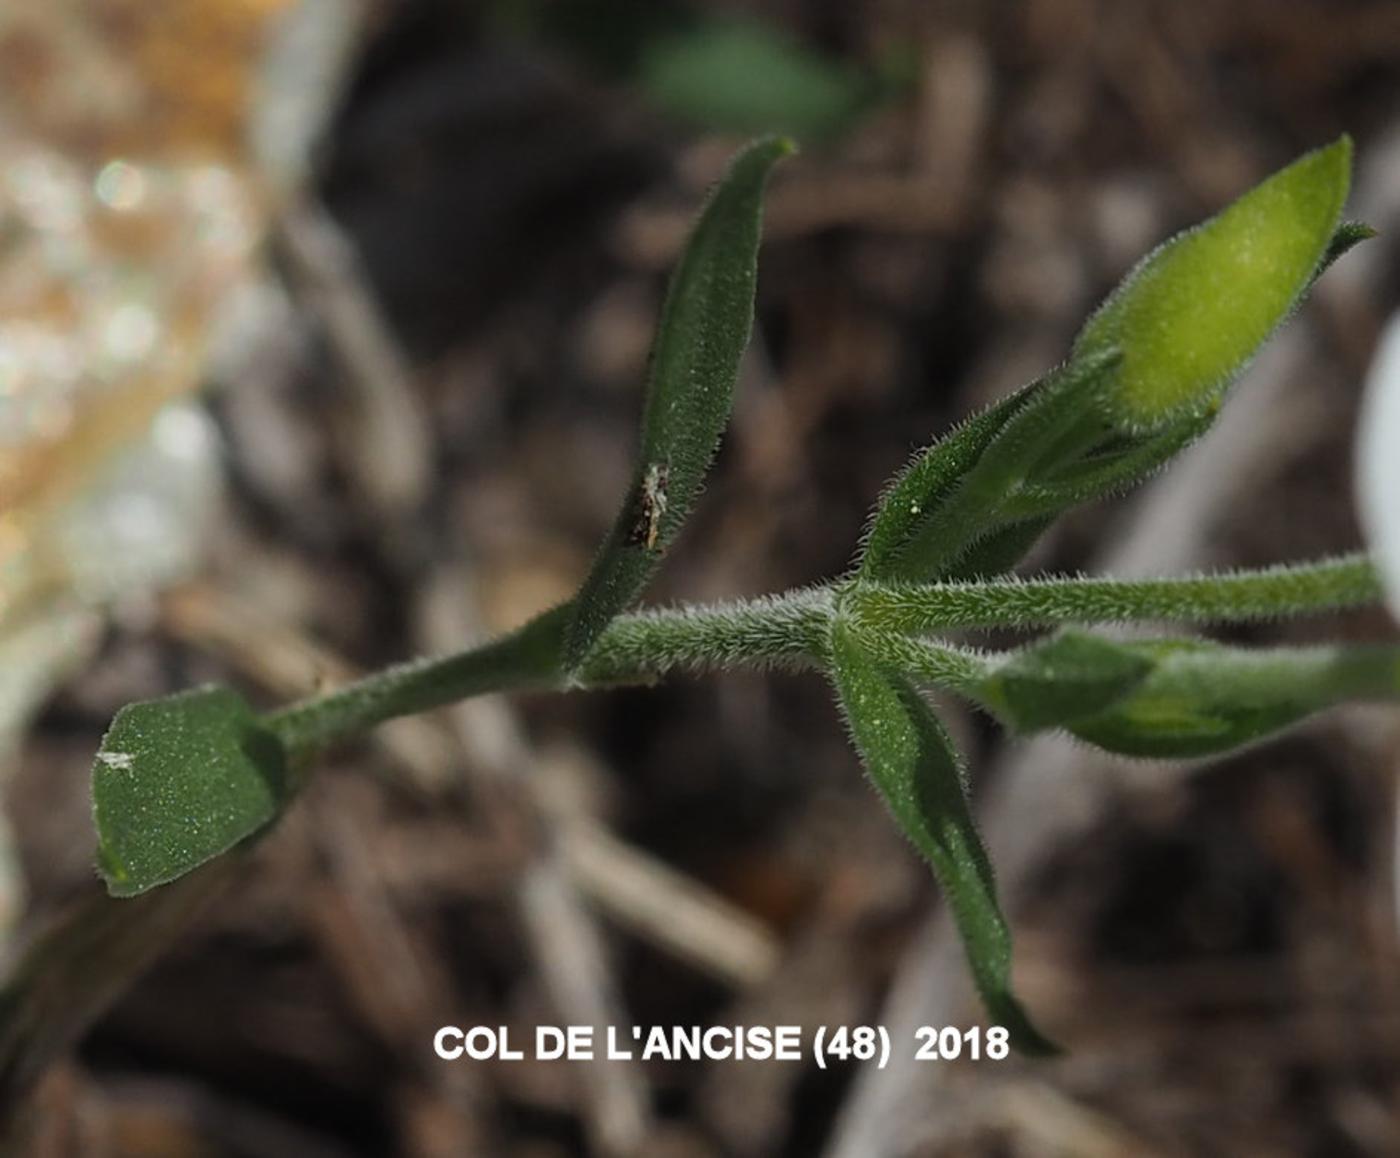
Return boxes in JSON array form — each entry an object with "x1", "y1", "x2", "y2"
[
  {"x1": 93, "y1": 687, "x2": 289, "y2": 897},
  {"x1": 563, "y1": 136, "x2": 794, "y2": 670},
  {"x1": 865, "y1": 347, "x2": 1123, "y2": 582},
  {"x1": 938, "y1": 516, "x2": 1056, "y2": 581},
  {"x1": 829, "y1": 623, "x2": 1056, "y2": 1054},
  {"x1": 999, "y1": 410, "x2": 1215, "y2": 522},
  {"x1": 858, "y1": 377, "x2": 1047, "y2": 578},
  {"x1": 1075, "y1": 136, "x2": 1353, "y2": 432},
  {"x1": 1064, "y1": 639, "x2": 1400, "y2": 759}
]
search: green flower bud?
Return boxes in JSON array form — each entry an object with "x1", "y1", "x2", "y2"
[{"x1": 1075, "y1": 136, "x2": 1352, "y2": 430}]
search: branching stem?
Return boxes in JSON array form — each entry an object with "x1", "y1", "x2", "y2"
[{"x1": 265, "y1": 554, "x2": 1385, "y2": 753}]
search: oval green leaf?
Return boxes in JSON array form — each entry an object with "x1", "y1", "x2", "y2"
[
  {"x1": 563, "y1": 136, "x2": 793, "y2": 670},
  {"x1": 93, "y1": 686, "x2": 289, "y2": 897},
  {"x1": 1075, "y1": 136, "x2": 1352, "y2": 430},
  {"x1": 829, "y1": 623, "x2": 1057, "y2": 1054}
]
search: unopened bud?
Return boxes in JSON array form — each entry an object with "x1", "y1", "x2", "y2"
[{"x1": 1076, "y1": 136, "x2": 1352, "y2": 430}]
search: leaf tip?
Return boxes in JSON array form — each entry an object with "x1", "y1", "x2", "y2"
[{"x1": 1305, "y1": 133, "x2": 1355, "y2": 222}]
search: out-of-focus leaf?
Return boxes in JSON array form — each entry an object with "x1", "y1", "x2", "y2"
[
  {"x1": 1074, "y1": 137, "x2": 1352, "y2": 431},
  {"x1": 829, "y1": 623, "x2": 1056, "y2": 1054},
  {"x1": 639, "y1": 19, "x2": 875, "y2": 140},
  {"x1": 983, "y1": 630, "x2": 1154, "y2": 732},
  {"x1": 564, "y1": 136, "x2": 792, "y2": 669},
  {"x1": 93, "y1": 687, "x2": 289, "y2": 898}
]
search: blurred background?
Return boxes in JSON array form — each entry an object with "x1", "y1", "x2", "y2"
[{"x1": 4, "y1": 1, "x2": 1400, "y2": 1154}]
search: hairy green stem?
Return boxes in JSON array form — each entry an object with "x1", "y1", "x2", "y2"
[
  {"x1": 579, "y1": 588, "x2": 835, "y2": 681},
  {"x1": 840, "y1": 630, "x2": 994, "y2": 694},
  {"x1": 266, "y1": 603, "x2": 576, "y2": 751},
  {"x1": 848, "y1": 553, "x2": 1382, "y2": 634},
  {"x1": 266, "y1": 554, "x2": 1385, "y2": 754},
  {"x1": 266, "y1": 590, "x2": 837, "y2": 753}
]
